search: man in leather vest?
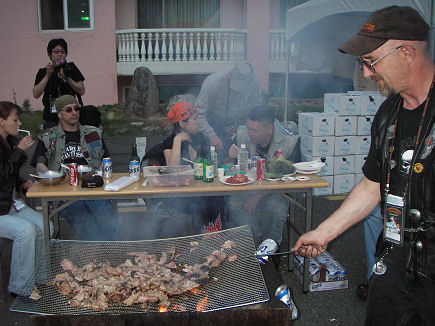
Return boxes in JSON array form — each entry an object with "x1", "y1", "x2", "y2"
[
  {"x1": 292, "y1": 6, "x2": 435, "y2": 325},
  {"x1": 31, "y1": 95, "x2": 120, "y2": 241}
]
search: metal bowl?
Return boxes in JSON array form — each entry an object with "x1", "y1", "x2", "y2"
[{"x1": 35, "y1": 171, "x2": 66, "y2": 186}]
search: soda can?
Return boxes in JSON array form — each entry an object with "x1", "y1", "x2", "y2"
[
  {"x1": 129, "y1": 160, "x2": 140, "y2": 181},
  {"x1": 102, "y1": 157, "x2": 112, "y2": 178},
  {"x1": 256, "y1": 158, "x2": 266, "y2": 180},
  {"x1": 275, "y1": 284, "x2": 298, "y2": 320},
  {"x1": 68, "y1": 163, "x2": 78, "y2": 186},
  {"x1": 251, "y1": 155, "x2": 260, "y2": 168},
  {"x1": 256, "y1": 238, "x2": 278, "y2": 264}
]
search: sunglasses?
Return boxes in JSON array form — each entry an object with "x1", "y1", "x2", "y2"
[
  {"x1": 62, "y1": 106, "x2": 80, "y2": 113},
  {"x1": 358, "y1": 46, "x2": 402, "y2": 73}
]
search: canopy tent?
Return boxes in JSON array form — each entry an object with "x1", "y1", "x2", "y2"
[{"x1": 283, "y1": 0, "x2": 435, "y2": 119}]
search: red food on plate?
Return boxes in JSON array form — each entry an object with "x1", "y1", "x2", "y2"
[{"x1": 226, "y1": 173, "x2": 249, "y2": 184}]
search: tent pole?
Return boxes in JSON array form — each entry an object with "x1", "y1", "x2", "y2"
[{"x1": 284, "y1": 41, "x2": 290, "y2": 123}]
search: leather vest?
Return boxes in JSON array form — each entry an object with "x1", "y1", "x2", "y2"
[{"x1": 373, "y1": 91, "x2": 435, "y2": 281}]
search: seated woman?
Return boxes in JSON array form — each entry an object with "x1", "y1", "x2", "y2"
[
  {"x1": 150, "y1": 102, "x2": 225, "y2": 237},
  {"x1": 0, "y1": 101, "x2": 46, "y2": 296}
]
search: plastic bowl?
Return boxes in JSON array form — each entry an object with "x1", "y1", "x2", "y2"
[
  {"x1": 77, "y1": 165, "x2": 93, "y2": 179},
  {"x1": 35, "y1": 171, "x2": 66, "y2": 186}
]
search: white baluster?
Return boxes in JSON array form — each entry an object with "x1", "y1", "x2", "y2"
[
  {"x1": 271, "y1": 32, "x2": 277, "y2": 60},
  {"x1": 203, "y1": 32, "x2": 208, "y2": 61},
  {"x1": 161, "y1": 32, "x2": 167, "y2": 61},
  {"x1": 223, "y1": 32, "x2": 228, "y2": 61},
  {"x1": 168, "y1": 32, "x2": 174, "y2": 61},
  {"x1": 133, "y1": 32, "x2": 139, "y2": 62},
  {"x1": 279, "y1": 32, "x2": 285, "y2": 60},
  {"x1": 126, "y1": 33, "x2": 133, "y2": 62},
  {"x1": 196, "y1": 32, "x2": 202, "y2": 61},
  {"x1": 118, "y1": 34, "x2": 125, "y2": 62},
  {"x1": 229, "y1": 32, "x2": 235, "y2": 61},
  {"x1": 175, "y1": 32, "x2": 181, "y2": 61},
  {"x1": 140, "y1": 33, "x2": 146, "y2": 62},
  {"x1": 148, "y1": 33, "x2": 153, "y2": 61},
  {"x1": 209, "y1": 32, "x2": 216, "y2": 61},
  {"x1": 155, "y1": 31, "x2": 161, "y2": 61},
  {"x1": 188, "y1": 32, "x2": 194, "y2": 61},
  {"x1": 181, "y1": 32, "x2": 187, "y2": 61},
  {"x1": 216, "y1": 32, "x2": 222, "y2": 61}
]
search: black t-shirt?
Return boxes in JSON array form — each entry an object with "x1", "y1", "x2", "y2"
[
  {"x1": 363, "y1": 100, "x2": 424, "y2": 196},
  {"x1": 34, "y1": 62, "x2": 85, "y2": 122},
  {"x1": 31, "y1": 130, "x2": 110, "y2": 168},
  {"x1": 162, "y1": 132, "x2": 208, "y2": 165}
]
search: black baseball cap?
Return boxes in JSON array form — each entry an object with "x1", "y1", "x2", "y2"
[{"x1": 339, "y1": 6, "x2": 429, "y2": 56}]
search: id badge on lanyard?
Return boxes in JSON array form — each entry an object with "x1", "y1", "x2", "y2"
[{"x1": 383, "y1": 193, "x2": 405, "y2": 246}]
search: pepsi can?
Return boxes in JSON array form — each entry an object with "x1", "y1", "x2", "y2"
[
  {"x1": 256, "y1": 238, "x2": 278, "y2": 264},
  {"x1": 129, "y1": 160, "x2": 140, "y2": 181},
  {"x1": 102, "y1": 157, "x2": 112, "y2": 178},
  {"x1": 275, "y1": 284, "x2": 298, "y2": 320}
]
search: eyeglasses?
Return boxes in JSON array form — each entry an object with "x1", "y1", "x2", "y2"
[
  {"x1": 52, "y1": 50, "x2": 66, "y2": 55},
  {"x1": 62, "y1": 106, "x2": 80, "y2": 113},
  {"x1": 358, "y1": 46, "x2": 402, "y2": 73}
]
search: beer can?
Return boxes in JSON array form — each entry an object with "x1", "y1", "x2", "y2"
[
  {"x1": 275, "y1": 284, "x2": 298, "y2": 320},
  {"x1": 256, "y1": 158, "x2": 266, "y2": 180},
  {"x1": 129, "y1": 160, "x2": 140, "y2": 181},
  {"x1": 102, "y1": 157, "x2": 112, "y2": 178},
  {"x1": 256, "y1": 238, "x2": 278, "y2": 264},
  {"x1": 68, "y1": 163, "x2": 78, "y2": 186}
]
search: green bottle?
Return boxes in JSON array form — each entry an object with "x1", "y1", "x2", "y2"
[
  {"x1": 194, "y1": 146, "x2": 204, "y2": 180},
  {"x1": 130, "y1": 144, "x2": 140, "y2": 163},
  {"x1": 203, "y1": 148, "x2": 214, "y2": 183}
]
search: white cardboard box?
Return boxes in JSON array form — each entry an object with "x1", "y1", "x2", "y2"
[
  {"x1": 301, "y1": 153, "x2": 334, "y2": 176},
  {"x1": 313, "y1": 175, "x2": 333, "y2": 196},
  {"x1": 348, "y1": 91, "x2": 386, "y2": 115},
  {"x1": 357, "y1": 116, "x2": 374, "y2": 135},
  {"x1": 355, "y1": 136, "x2": 371, "y2": 155},
  {"x1": 333, "y1": 174, "x2": 355, "y2": 194},
  {"x1": 354, "y1": 154, "x2": 368, "y2": 173},
  {"x1": 324, "y1": 93, "x2": 361, "y2": 116},
  {"x1": 334, "y1": 136, "x2": 356, "y2": 155},
  {"x1": 355, "y1": 173, "x2": 364, "y2": 184},
  {"x1": 335, "y1": 116, "x2": 357, "y2": 136},
  {"x1": 293, "y1": 252, "x2": 348, "y2": 292},
  {"x1": 298, "y1": 112, "x2": 335, "y2": 136},
  {"x1": 334, "y1": 155, "x2": 355, "y2": 175},
  {"x1": 300, "y1": 133, "x2": 335, "y2": 156}
]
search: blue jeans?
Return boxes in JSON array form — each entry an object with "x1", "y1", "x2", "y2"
[
  {"x1": 61, "y1": 200, "x2": 121, "y2": 240},
  {"x1": 0, "y1": 205, "x2": 45, "y2": 295},
  {"x1": 226, "y1": 194, "x2": 288, "y2": 245},
  {"x1": 364, "y1": 205, "x2": 383, "y2": 280}
]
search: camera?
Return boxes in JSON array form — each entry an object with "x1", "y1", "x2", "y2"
[{"x1": 53, "y1": 59, "x2": 74, "y2": 77}]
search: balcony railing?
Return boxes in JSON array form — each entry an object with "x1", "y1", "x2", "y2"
[{"x1": 116, "y1": 28, "x2": 286, "y2": 75}]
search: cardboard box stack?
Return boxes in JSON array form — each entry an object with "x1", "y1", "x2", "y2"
[{"x1": 298, "y1": 91, "x2": 386, "y2": 196}]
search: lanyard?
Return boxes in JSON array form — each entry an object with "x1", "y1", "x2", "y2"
[{"x1": 385, "y1": 74, "x2": 435, "y2": 197}]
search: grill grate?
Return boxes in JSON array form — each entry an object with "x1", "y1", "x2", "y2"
[{"x1": 10, "y1": 226, "x2": 269, "y2": 315}]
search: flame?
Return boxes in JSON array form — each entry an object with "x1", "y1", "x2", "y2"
[
  {"x1": 190, "y1": 288, "x2": 199, "y2": 295},
  {"x1": 196, "y1": 295, "x2": 208, "y2": 312},
  {"x1": 159, "y1": 305, "x2": 168, "y2": 312}
]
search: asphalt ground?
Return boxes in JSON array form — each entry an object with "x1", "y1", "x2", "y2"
[{"x1": 1, "y1": 137, "x2": 368, "y2": 325}]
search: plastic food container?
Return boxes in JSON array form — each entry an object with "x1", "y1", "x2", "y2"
[{"x1": 143, "y1": 165, "x2": 194, "y2": 187}]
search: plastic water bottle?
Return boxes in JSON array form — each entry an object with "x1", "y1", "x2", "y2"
[
  {"x1": 237, "y1": 143, "x2": 249, "y2": 174},
  {"x1": 210, "y1": 145, "x2": 218, "y2": 176}
]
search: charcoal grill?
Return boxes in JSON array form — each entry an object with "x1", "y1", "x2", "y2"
[{"x1": 11, "y1": 226, "x2": 269, "y2": 315}]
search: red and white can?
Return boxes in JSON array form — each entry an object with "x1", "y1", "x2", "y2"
[
  {"x1": 256, "y1": 158, "x2": 266, "y2": 180},
  {"x1": 68, "y1": 163, "x2": 78, "y2": 186}
]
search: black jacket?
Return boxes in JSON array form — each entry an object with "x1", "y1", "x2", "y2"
[
  {"x1": 372, "y1": 90, "x2": 435, "y2": 281},
  {"x1": 0, "y1": 135, "x2": 27, "y2": 215}
]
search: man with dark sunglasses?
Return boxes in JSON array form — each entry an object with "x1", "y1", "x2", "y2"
[
  {"x1": 30, "y1": 95, "x2": 120, "y2": 241},
  {"x1": 292, "y1": 6, "x2": 435, "y2": 325}
]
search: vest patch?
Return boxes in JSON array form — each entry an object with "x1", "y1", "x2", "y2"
[{"x1": 419, "y1": 123, "x2": 435, "y2": 160}]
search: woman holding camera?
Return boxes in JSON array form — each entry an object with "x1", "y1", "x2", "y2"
[
  {"x1": 0, "y1": 101, "x2": 45, "y2": 296},
  {"x1": 33, "y1": 38, "x2": 85, "y2": 129}
]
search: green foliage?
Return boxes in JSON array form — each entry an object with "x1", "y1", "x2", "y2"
[{"x1": 22, "y1": 98, "x2": 31, "y2": 111}]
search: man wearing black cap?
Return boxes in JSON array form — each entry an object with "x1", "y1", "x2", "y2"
[{"x1": 292, "y1": 6, "x2": 435, "y2": 325}]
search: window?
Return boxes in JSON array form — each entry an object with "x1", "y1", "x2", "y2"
[
  {"x1": 38, "y1": 0, "x2": 93, "y2": 31},
  {"x1": 138, "y1": 0, "x2": 220, "y2": 29}
]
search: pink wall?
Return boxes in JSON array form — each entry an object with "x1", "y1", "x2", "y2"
[
  {"x1": 0, "y1": 0, "x2": 118, "y2": 110},
  {"x1": 246, "y1": 0, "x2": 270, "y2": 91}
]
